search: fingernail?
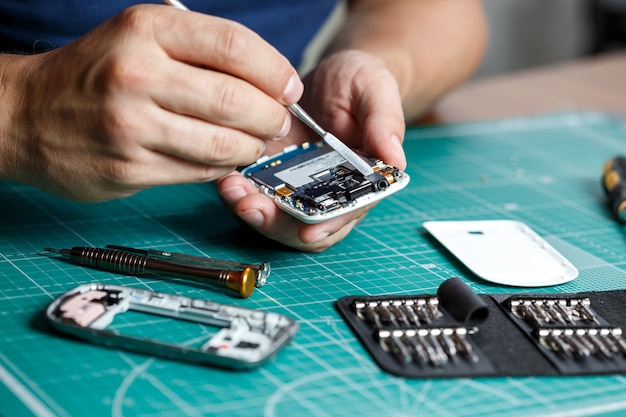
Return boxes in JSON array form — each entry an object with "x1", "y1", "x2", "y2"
[
  {"x1": 391, "y1": 134, "x2": 403, "y2": 149},
  {"x1": 391, "y1": 134, "x2": 407, "y2": 167},
  {"x1": 238, "y1": 208, "x2": 265, "y2": 227},
  {"x1": 282, "y1": 74, "x2": 304, "y2": 104},
  {"x1": 275, "y1": 112, "x2": 291, "y2": 140},
  {"x1": 220, "y1": 184, "x2": 247, "y2": 205}
]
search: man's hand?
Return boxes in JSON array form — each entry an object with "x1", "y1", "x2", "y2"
[
  {"x1": 217, "y1": 0, "x2": 487, "y2": 252},
  {"x1": 0, "y1": 4, "x2": 303, "y2": 202},
  {"x1": 217, "y1": 50, "x2": 407, "y2": 252}
]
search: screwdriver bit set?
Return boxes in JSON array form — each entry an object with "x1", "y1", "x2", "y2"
[
  {"x1": 377, "y1": 326, "x2": 479, "y2": 368},
  {"x1": 501, "y1": 295, "x2": 626, "y2": 374},
  {"x1": 336, "y1": 278, "x2": 495, "y2": 378},
  {"x1": 353, "y1": 297, "x2": 443, "y2": 327},
  {"x1": 337, "y1": 278, "x2": 626, "y2": 378},
  {"x1": 354, "y1": 298, "x2": 481, "y2": 368}
]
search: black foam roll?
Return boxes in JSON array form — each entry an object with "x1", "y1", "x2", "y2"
[{"x1": 437, "y1": 277, "x2": 489, "y2": 325}]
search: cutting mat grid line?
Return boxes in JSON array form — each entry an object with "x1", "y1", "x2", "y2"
[{"x1": 2, "y1": 111, "x2": 626, "y2": 417}]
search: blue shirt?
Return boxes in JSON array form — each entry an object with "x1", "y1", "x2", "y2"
[{"x1": 0, "y1": 0, "x2": 339, "y2": 66}]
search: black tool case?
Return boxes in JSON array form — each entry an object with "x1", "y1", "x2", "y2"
[{"x1": 336, "y1": 278, "x2": 626, "y2": 378}]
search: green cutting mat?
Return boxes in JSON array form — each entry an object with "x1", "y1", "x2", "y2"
[{"x1": 2, "y1": 111, "x2": 626, "y2": 417}]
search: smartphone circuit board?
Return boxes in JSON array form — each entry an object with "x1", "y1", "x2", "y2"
[{"x1": 241, "y1": 141, "x2": 410, "y2": 223}]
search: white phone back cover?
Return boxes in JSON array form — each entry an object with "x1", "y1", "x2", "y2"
[{"x1": 423, "y1": 220, "x2": 578, "y2": 287}]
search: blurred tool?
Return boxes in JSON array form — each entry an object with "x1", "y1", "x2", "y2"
[
  {"x1": 602, "y1": 156, "x2": 626, "y2": 222},
  {"x1": 162, "y1": 0, "x2": 375, "y2": 178},
  {"x1": 44, "y1": 246, "x2": 257, "y2": 298},
  {"x1": 106, "y1": 244, "x2": 269, "y2": 287}
]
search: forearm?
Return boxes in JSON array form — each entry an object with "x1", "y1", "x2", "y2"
[
  {"x1": 0, "y1": 53, "x2": 35, "y2": 183},
  {"x1": 325, "y1": 0, "x2": 487, "y2": 120}
]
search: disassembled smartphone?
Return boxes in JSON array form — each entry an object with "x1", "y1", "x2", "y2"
[
  {"x1": 45, "y1": 283, "x2": 299, "y2": 370},
  {"x1": 241, "y1": 141, "x2": 410, "y2": 224}
]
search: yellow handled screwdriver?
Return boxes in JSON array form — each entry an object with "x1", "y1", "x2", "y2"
[
  {"x1": 44, "y1": 247, "x2": 257, "y2": 298},
  {"x1": 602, "y1": 156, "x2": 626, "y2": 222}
]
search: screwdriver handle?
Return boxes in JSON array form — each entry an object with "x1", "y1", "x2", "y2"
[
  {"x1": 602, "y1": 156, "x2": 626, "y2": 223},
  {"x1": 60, "y1": 247, "x2": 256, "y2": 298}
]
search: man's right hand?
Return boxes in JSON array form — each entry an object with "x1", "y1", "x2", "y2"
[{"x1": 0, "y1": 4, "x2": 303, "y2": 202}]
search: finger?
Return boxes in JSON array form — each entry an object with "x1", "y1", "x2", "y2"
[
  {"x1": 152, "y1": 6, "x2": 304, "y2": 104},
  {"x1": 297, "y1": 209, "x2": 369, "y2": 247},
  {"x1": 353, "y1": 72, "x2": 407, "y2": 169},
  {"x1": 150, "y1": 60, "x2": 291, "y2": 141},
  {"x1": 302, "y1": 52, "x2": 406, "y2": 168},
  {"x1": 133, "y1": 152, "x2": 234, "y2": 186},
  {"x1": 134, "y1": 105, "x2": 267, "y2": 167},
  {"x1": 265, "y1": 117, "x2": 313, "y2": 156},
  {"x1": 217, "y1": 172, "x2": 370, "y2": 252},
  {"x1": 92, "y1": 148, "x2": 234, "y2": 201}
]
